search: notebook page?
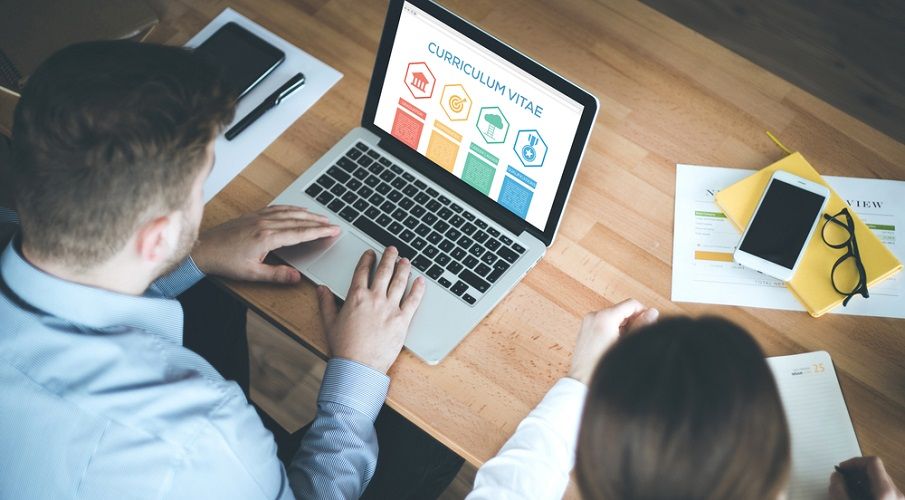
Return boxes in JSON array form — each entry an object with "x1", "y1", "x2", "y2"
[{"x1": 767, "y1": 351, "x2": 861, "y2": 500}]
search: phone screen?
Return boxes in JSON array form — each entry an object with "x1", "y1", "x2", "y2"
[
  {"x1": 195, "y1": 23, "x2": 285, "y2": 100},
  {"x1": 739, "y1": 179, "x2": 826, "y2": 269}
]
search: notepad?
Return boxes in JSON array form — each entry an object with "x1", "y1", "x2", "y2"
[{"x1": 767, "y1": 351, "x2": 861, "y2": 500}]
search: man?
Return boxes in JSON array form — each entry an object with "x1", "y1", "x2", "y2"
[{"x1": 0, "y1": 41, "x2": 432, "y2": 499}]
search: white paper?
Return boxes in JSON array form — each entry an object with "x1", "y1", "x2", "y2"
[
  {"x1": 767, "y1": 351, "x2": 861, "y2": 500},
  {"x1": 184, "y1": 9, "x2": 343, "y2": 202},
  {"x1": 672, "y1": 164, "x2": 905, "y2": 318}
]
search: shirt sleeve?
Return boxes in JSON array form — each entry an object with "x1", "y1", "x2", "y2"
[
  {"x1": 287, "y1": 358, "x2": 390, "y2": 500},
  {"x1": 466, "y1": 377, "x2": 588, "y2": 500},
  {"x1": 147, "y1": 256, "x2": 206, "y2": 298}
]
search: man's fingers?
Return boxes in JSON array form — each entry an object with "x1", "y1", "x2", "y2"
[
  {"x1": 263, "y1": 224, "x2": 341, "y2": 250},
  {"x1": 828, "y1": 471, "x2": 850, "y2": 500},
  {"x1": 316, "y1": 285, "x2": 338, "y2": 331},
  {"x1": 350, "y1": 250, "x2": 375, "y2": 291},
  {"x1": 386, "y1": 258, "x2": 412, "y2": 303},
  {"x1": 260, "y1": 206, "x2": 330, "y2": 223},
  {"x1": 372, "y1": 246, "x2": 398, "y2": 291},
  {"x1": 626, "y1": 308, "x2": 659, "y2": 332},
  {"x1": 400, "y1": 276, "x2": 426, "y2": 320},
  {"x1": 609, "y1": 298, "x2": 646, "y2": 322},
  {"x1": 246, "y1": 262, "x2": 302, "y2": 284}
]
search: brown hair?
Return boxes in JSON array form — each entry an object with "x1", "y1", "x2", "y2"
[
  {"x1": 576, "y1": 316, "x2": 791, "y2": 500},
  {"x1": 12, "y1": 41, "x2": 236, "y2": 269}
]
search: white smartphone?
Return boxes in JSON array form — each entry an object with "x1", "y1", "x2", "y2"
[{"x1": 733, "y1": 170, "x2": 830, "y2": 282}]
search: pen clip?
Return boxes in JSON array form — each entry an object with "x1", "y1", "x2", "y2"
[{"x1": 274, "y1": 73, "x2": 306, "y2": 105}]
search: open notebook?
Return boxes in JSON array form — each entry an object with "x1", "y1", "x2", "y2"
[{"x1": 768, "y1": 351, "x2": 861, "y2": 500}]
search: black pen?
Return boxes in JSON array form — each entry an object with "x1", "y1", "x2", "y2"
[
  {"x1": 225, "y1": 72, "x2": 306, "y2": 141},
  {"x1": 835, "y1": 465, "x2": 871, "y2": 500}
]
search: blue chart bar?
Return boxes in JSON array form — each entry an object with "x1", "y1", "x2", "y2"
[{"x1": 498, "y1": 166, "x2": 536, "y2": 218}]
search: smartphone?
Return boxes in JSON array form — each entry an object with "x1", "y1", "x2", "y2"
[
  {"x1": 733, "y1": 170, "x2": 830, "y2": 282},
  {"x1": 194, "y1": 22, "x2": 285, "y2": 101}
]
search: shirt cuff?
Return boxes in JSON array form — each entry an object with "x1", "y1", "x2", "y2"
[
  {"x1": 318, "y1": 358, "x2": 390, "y2": 422},
  {"x1": 538, "y1": 377, "x2": 588, "y2": 453},
  {"x1": 150, "y1": 255, "x2": 206, "y2": 297}
]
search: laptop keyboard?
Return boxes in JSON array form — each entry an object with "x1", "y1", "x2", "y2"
[{"x1": 303, "y1": 141, "x2": 527, "y2": 306}]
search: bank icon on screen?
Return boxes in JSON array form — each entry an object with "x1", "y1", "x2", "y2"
[{"x1": 404, "y1": 62, "x2": 436, "y2": 99}]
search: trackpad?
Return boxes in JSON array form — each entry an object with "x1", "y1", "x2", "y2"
[{"x1": 308, "y1": 234, "x2": 376, "y2": 299}]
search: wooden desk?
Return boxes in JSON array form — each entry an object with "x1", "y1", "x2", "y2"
[{"x1": 148, "y1": 0, "x2": 905, "y2": 489}]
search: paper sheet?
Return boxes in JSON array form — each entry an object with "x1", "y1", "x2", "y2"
[
  {"x1": 767, "y1": 351, "x2": 861, "y2": 500},
  {"x1": 184, "y1": 8, "x2": 343, "y2": 202},
  {"x1": 672, "y1": 165, "x2": 905, "y2": 318}
]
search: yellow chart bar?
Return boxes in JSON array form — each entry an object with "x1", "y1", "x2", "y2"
[{"x1": 695, "y1": 251, "x2": 734, "y2": 262}]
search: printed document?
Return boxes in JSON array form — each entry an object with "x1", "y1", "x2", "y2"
[{"x1": 672, "y1": 165, "x2": 905, "y2": 318}]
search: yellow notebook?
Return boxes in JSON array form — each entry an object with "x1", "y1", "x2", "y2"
[{"x1": 714, "y1": 153, "x2": 902, "y2": 317}]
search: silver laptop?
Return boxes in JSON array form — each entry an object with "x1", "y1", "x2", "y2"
[{"x1": 272, "y1": 0, "x2": 598, "y2": 364}]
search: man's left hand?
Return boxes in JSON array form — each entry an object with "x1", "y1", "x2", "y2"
[{"x1": 192, "y1": 205, "x2": 340, "y2": 284}]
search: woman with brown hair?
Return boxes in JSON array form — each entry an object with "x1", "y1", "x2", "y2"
[{"x1": 467, "y1": 300, "x2": 903, "y2": 500}]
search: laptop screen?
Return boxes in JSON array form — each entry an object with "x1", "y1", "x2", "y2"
[{"x1": 373, "y1": 1, "x2": 586, "y2": 232}]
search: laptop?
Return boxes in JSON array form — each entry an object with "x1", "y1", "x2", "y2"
[{"x1": 271, "y1": 0, "x2": 598, "y2": 364}]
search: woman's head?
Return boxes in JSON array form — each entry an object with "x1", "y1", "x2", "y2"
[{"x1": 576, "y1": 316, "x2": 790, "y2": 500}]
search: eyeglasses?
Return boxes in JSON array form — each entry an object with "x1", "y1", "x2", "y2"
[{"x1": 821, "y1": 208, "x2": 868, "y2": 306}]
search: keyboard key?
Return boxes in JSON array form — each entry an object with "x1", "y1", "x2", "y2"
[
  {"x1": 357, "y1": 156, "x2": 374, "y2": 168},
  {"x1": 392, "y1": 208, "x2": 407, "y2": 221},
  {"x1": 427, "y1": 200, "x2": 442, "y2": 211},
  {"x1": 399, "y1": 197, "x2": 414, "y2": 210},
  {"x1": 365, "y1": 207, "x2": 380, "y2": 219},
  {"x1": 500, "y1": 235, "x2": 513, "y2": 245},
  {"x1": 412, "y1": 255, "x2": 431, "y2": 271},
  {"x1": 379, "y1": 170, "x2": 395, "y2": 182},
  {"x1": 347, "y1": 178, "x2": 362, "y2": 191},
  {"x1": 353, "y1": 199, "x2": 368, "y2": 211},
  {"x1": 415, "y1": 223, "x2": 431, "y2": 236},
  {"x1": 391, "y1": 164, "x2": 404, "y2": 174},
  {"x1": 469, "y1": 244, "x2": 485, "y2": 257},
  {"x1": 327, "y1": 166, "x2": 350, "y2": 183},
  {"x1": 366, "y1": 149, "x2": 380, "y2": 159},
  {"x1": 414, "y1": 192, "x2": 429, "y2": 204},
  {"x1": 347, "y1": 148, "x2": 362, "y2": 159},
  {"x1": 433, "y1": 220, "x2": 450, "y2": 233},
  {"x1": 486, "y1": 268, "x2": 504, "y2": 283},
  {"x1": 389, "y1": 221, "x2": 403, "y2": 234},
  {"x1": 426, "y1": 187, "x2": 439, "y2": 197},
  {"x1": 474, "y1": 219, "x2": 488, "y2": 229},
  {"x1": 403, "y1": 184, "x2": 418, "y2": 197},
  {"x1": 403, "y1": 216, "x2": 419, "y2": 228},
  {"x1": 410, "y1": 205, "x2": 426, "y2": 217},
  {"x1": 463, "y1": 255, "x2": 479, "y2": 268},
  {"x1": 354, "y1": 142, "x2": 368, "y2": 151},
  {"x1": 329, "y1": 184, "x2": 347, "y2": 196},
  {"x1": 473, "y1": 230, "x2": 488, "y2": 243},
  {"x1": 475, "y1": 263, "x2": 491, "y2": 277},
  {"x1": 458, "y1": 236, "x2": 473, "y2": 248},
  {"x1": 377, "y1": 214, "x2": 392, "y2": 227},
  {"x1": 412, "y1": 237, "x2": 426, "y2": 250},
  {"x1": 438, "y1": 195, "x2": 451, "y2": 205},
  {"x1": 486, "y1": 239, "x2": 501, "y2": 251},
  {"x1": 369, "y1": 193, "x2": 384, "y2": 205},
  {"x1": 438, "y1": 207, "x2": 453, "y2": 219},
  {"x1": 459, "y1": 269, "x2": 490, "y2": 293},
  {"x1": 447, "y1": 261, "x2": 464, "y2": 274},
  {"x1": 446, "y1": 228, "x2": 461, "y2": 241},
  {"x1": 391, "y1": 177, "x2": 407, "y2": 189},
  {"x1": 481, "y1": 252, "x2": 498, "y2": 265},
  {"x1": 461, "y1": 222, "x2": 476, "y2": 235},
  {"x1": 338, "y1": 157, "x2": 357, "y2": 172},
  {"x1": 438, "y1": 239, "x2": 454, "y2": 252},
  {"x1": 414, "y1": 179, "x2": 427, "y2": 189},
  {"x1": 436, "y1": 253, "x2": 451, "y2": 266},
  {"x1": 462, "y1": 294, "x2": 476, "y2": 305},
  {"x1": 493, "y1": 260, "x2": 511, "y2": 272},
  {"x1": 315, "y1": 191, "x2": 334, "y2": 205},
  {"x1": 364, "y1": 175, "x2": 380, "y2": 187},
  {"x1": 357, "y1": 186, "x2": 373, "y2": 198},
  {"x1": 450, "y1": 215, "x2": 464, "y2": 227},
  {"x1": 512, "y1": 243, "x2": 526, "y2": 254},
  {"x1": 402, "y1": 172, "x2": 415, "y2": 182},
  {"x1": 462, "y1": 211, "x2": 475, "y2": 221},
  {"x1": 316, "y1": 175, "x2": 335, "y2": 188},
  {"x1": 450, "y1": 203, "x2": 463, "y2": 213},
  {"x1": 427, "y1": 231, "x2": 442, "y2": 244},
  {"x1": 352, "y1": 168, "x2": 368, "y2": 180},
  {"x1": 487, "y1": 227, "x2": 500, "y2": 237},
  {"x1": 380, "y1": 201, "x2": 395, "y2": 213},
  {"x1": 376, "y1": 182, "x2": 391, "y2": 194},
  {"x1": 438, "y1": 277, "x2": 452, "y2": 288},
  {"x1": 328, "y1": 199, "x2": 344, "y2": 213},
  {"x1": 424, "y1": 246, "x2": 439, "y2": 258},
  {"x1": 451, "y1": 248, "x2": 467, "y2": 260},
  {"x1": 498, "y1": 246, "x2": 519, "y2": 263},
  {"x1": 427, "y1": 265, "x2": 444, "y2": 280},
  {"x1": 305, "y1": 183, "x2": 323, "y2": 197},
  {"x1": 339, "y1": 206, "x2": 359, "y2": 222},
  {"x1": 341, "y1": 192, "x2": 357, "y2": 204},
  {"x1": 400, "y1": 229, "x2": 415, "y2": 242},
  {"x1": 422, "y1": 213, "x2": 438, "y2": 225},
  {"x1": 378, "y1": 157, "x2": 392, "y2": 166},
  {"x1": 388, "y1": 190, "x2": 403, "y2": 202},
  {"x1": 451, "y1": 280, "x2": 468, "y2": 296}
]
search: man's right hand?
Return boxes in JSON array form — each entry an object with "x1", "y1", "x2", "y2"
[
  {"x1": 317, "y1": 246, "x2": 426, "y2": 374},
  {"x1": 830, "y1": 456, "x2": 904, "y2": 500}
]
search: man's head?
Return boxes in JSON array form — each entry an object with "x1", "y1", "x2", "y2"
[{"x1": 12, "y1": 41, "x2": 235, "y2": 278}]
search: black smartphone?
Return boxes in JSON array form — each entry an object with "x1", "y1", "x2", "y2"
[{"x1": 195, "y1": 22, "x2": 285, "y2": 101}]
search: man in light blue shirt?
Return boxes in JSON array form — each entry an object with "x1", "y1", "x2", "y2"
[{"x1": 0, "y1": 41, "x2": 432, "y2": 499}]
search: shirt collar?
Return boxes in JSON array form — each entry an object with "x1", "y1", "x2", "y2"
[{"x1": 0, "y1": 237, "x2": 183, "y2": 344}]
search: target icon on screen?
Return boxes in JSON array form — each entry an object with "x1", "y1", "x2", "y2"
[{"x1": 440, "y1": 84, "x2": 472, "y2": 121}]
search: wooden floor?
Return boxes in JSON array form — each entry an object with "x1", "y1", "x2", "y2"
[{"x1": 247, "y1": 311, "x2": 477, "y2": 499}]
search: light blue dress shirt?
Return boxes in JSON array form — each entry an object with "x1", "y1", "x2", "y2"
[{"x1": 0, "y1": 210, "x2": 389, "y2": 499}]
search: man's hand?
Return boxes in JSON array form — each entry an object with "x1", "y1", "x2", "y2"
[
  {"x1": 192, "y1": 205, "x2": 339, "y2": 284},
  {"x1": 317, "y1": 247, "x2": 426, "y2": 374},
  {"x1": 830, "y1": 456, "x2": 904, "y2": 500},
  {"x1": 567, "y1": 298, "x2": 659, "y2": 384}
]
